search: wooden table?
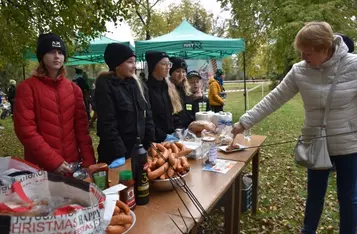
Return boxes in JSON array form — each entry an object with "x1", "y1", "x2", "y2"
[
  {"x1": 105, "y1": 134, "x2": 266, "y2": 234},
  {"x1": 218, "y1": 135, "x2": 267, "y2": 233},
  {"x1": 126, "y1": 206, "x2": 196, "y2": 234},
  {"x1": 109, "y1": 159, "x2": 245, "y2": 234}
]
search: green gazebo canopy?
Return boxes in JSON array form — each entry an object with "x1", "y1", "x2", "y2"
[
  {"x1": 25, "y1": 36, "x2": 131, "y2": 66},
  {"x1": 134, "y1": 20, "x2": 245, "y2": 61}
]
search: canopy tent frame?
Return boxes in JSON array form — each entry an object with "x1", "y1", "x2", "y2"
[{"x1": 135, "y1": 20, "x2": 248, "y2": 111}]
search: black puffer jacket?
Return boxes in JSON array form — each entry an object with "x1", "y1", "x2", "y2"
[
  {"x1": 176, "y1": 86, "x2": 211, "y2": 128},
  {"x1": 147, "y1": 76, "x2": 181, "y2": 142},
  {"x1": 95, "y1": 75, "x2": 155, "y2": 163}
]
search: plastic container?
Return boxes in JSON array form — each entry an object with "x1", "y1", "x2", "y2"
[
  {"x1": 201, "y1": 136, "x2": 217, "y2": 166},
  {"x1": 88, "y1": 163, "x2": 109, "y2": 190},
  {"x1": 241, "y1": 175, "x2": 253, "y2": 213},
  {"x1": 119, "y1": 170, "x2": 136, "y2": 210}
]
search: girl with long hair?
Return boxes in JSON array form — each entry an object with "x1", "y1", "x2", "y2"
[
  {"x1": 14, "y1": 33, "x2": 95, "y2": 174},
  {"x1": 95, "y1": 43, "x2": 155, "y2": 165},
  {"x1": 145, "y1": 51, "x2": 182, "y2": 142}
]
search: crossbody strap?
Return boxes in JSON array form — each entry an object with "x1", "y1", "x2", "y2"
[{"x1": 323, "y1": 58, "x2": 344, "y2": 127}]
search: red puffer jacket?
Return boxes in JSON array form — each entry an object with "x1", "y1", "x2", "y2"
[{"x1": 14, "y1": 73, "x2": 96, "y2": 172}]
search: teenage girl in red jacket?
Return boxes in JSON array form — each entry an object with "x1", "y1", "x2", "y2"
[{"x1": 14, "y1": 33, "x2": 95, "y2": 174}]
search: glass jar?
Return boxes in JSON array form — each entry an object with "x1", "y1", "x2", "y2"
[{"x1": 201, "y1": 136, "x2": 217, "y2": 166}]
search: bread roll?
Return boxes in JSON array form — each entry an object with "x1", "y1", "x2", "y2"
[{"x1": 188, "y1": 120, "x2": 216, "y2": 137}]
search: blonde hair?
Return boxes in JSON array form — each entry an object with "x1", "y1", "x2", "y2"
[
  {"x1": 134, "y1": 74, "x2": 147, "y2": 103},
  {"x1": 181, "y1": 78, "x2": 192, "y2": 96},
  {"x1": 97, "y1": 71, "x2": 147, "y2": 103},
  {"x1": 294, "y1": 21, "x2": 334, "y2": 51},
  {"x1": 169, "y1": 76, "x2": 192, "y2": 96},
  {"x1": 34, "y1": 61, "x2": 66, "y2": 78},
  {"x1": 165, "y1": 77, "x2": 183, "y2": 113}
]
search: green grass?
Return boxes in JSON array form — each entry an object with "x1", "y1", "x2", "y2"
[{"x1": 0, "y1": 83, "x2": 339, "y2": 233}]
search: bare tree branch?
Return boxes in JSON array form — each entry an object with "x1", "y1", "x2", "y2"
[
  {"x1": 135, "y1": 8, "x2": 147, "y2": 26},
  {"x1": 150, "y1": 0, "x2": 161, "y2": 10}
]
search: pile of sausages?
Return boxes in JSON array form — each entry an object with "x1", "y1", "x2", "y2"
[
  {"x1": 106, "y1": 200, "x2": 133, "y2": 234},
  {"x1": 147, "y1": 142, "x2": 192, "y2": 180}
]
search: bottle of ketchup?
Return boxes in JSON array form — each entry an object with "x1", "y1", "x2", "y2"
[
  {"x1": 88, "y1": 163, "x2": 109, "y2": 190},
  {"x1": 119, "y1": 170, "x2": 136, "y2": 210}
]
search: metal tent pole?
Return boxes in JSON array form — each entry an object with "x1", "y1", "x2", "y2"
[
  {"x1": 23, "y1": 64, "x2": 26, "y2": 80},
  {"x1": 243, "y1": 52, "x2": 247, "y2": 112}
]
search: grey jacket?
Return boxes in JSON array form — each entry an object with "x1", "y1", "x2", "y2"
[{"x1": 240, "y1": 35, "x2": 357, "y2": 156}]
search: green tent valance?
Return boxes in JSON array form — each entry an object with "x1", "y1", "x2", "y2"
[
  {"x1": 134, "y1": 20, "x2": 245, "y2": 61},
  {"x1": 25, "y1": 36, "x2": 132, "y2": 66}
]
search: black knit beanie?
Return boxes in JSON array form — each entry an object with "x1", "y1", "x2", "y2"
[
  {"x1": 104, "y1": 43, "x2": 135, "y2": 71},
  {"x1": 169, "y1": 57, "x2": 187, "y2": 75},
  {"x1": 36, "y1": 33, "x2": 66, "y2": 62},
  {"x1": 145, "y1": 51, "x2": 169, "y2": 75}
]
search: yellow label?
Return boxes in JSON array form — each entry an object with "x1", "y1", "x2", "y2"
[
  {"x1": 186, "y1": 104, "x2": 193, "y2": 111},
  {"x1": 138, "y1": 184, "x2": 149, "y2": 191}
]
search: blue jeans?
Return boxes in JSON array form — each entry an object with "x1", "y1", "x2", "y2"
[{"x1": 302, "y1": 153, "x2": 357, "y2": 234}]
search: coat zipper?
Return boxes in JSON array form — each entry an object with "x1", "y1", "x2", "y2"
[
  {"x1": 55, "y1": 80, "x2": 64, "y2": 157},
  {"x1": 131, "y1": 85, "x2": 140, "y2": 138}
]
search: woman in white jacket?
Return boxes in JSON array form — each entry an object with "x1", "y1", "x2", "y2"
[{"x1": 232, "y1": 22, "x2": 357, "y2": 234}]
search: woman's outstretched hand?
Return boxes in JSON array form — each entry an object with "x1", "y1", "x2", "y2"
[{"x1": 231, "y1": 122, "x2": 245, "y2": 139}]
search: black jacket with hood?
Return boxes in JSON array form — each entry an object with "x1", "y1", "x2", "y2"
[
  {"x1": 147, "y1": 76, "x2": 181, "y2": 142},
  {"x1": 95, "y1": 74, "x2": 155, "y2": 163}
]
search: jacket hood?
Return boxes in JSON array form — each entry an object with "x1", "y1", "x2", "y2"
[
  {"x1": 209, "y1": 76, "x2": 217, "y2": 84},
  {"x1": 318, "y1": 35, "x2": 348, "y2": 68},
  {"x1": 209, "y1": 77, "x2": 213, "y2": 84}
]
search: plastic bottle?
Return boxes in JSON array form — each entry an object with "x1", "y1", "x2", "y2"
[
  {"x1": 131, "y1": 137, "x2": 150, "y2": 205},
  {"x1": 88, "y1": 163, "x2": 109, "y2": 190},
  {"x1": 119, "y1": 170, "x2": 136, "y2": 210},
  {"x1": 217, "y1": 112, "x2": 226, "y2": 134}
]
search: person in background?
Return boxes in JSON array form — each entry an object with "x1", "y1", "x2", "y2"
[
  {"x1": 336, "y1": 33, "x2": 354, "y2": 53},
  {"x1": 208, "y1": 73, "x2": 225, "y2": 112},
  {"x1": 0, "y1": 88, "x2": 3, "y2": 104},
  {"x1": 169, "y1": 57, "x2": 193, "y2": 128},
  {"x1": 95, "y1": 43, "x2": 155, "y2": 166},
  {"x1": 88, "y1": 83, "x2": 97, "y2": 128},
  {"x1": 187, "y1": 70, "x2": 210, "y2": 113},
  {"x1": 146, "y1": 51, "x2": 182, "y2": 142},
  {"x1": 231, "y1": 22, "x2": 357, "y2": 234},
  {"x1": 73, "y1": 68, "x2": 90, "y2": 121},
  {"x1": 215, "y1": 69, "x2": 225, "y2": 88},
  {"x1": 7, "y1": 79, "x2": 16, "y2": 116},
  {"x1": 14, "y1": 33, "x2": 95, "y2": 174},
  {"x1": 139, "y1": 72, "x2": 147, "y2": 83}
]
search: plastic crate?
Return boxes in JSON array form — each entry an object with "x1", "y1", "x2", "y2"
[{"x1": 241, "y1": 175, "x2": 253, "y2": 213}]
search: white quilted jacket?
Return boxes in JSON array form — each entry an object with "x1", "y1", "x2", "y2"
[{"x1": 240, "y1": 36, "x2": 357, "y2": 156}]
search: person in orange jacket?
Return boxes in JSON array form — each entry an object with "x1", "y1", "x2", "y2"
[{"x1": 208, "y1": 76, "x2": 225, "y2": 112}]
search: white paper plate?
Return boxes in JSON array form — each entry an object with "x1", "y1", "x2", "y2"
[
  {"x1": 180, "y1": 141, "x2": 201, "y2": 150},
  {"x1": 123, "y1": 210, "x2": 136, "y2": 234},
  {"x1": 218, "y1": 144, "x2": 248, "y2": 153}
]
